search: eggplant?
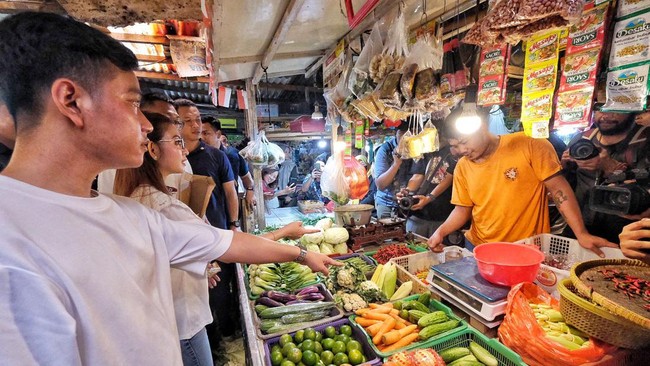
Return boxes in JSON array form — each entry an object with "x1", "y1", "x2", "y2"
[
  {"x1": 295, "y1": 285, "x2": 319, "y2": 296},
  {"x1": 297, "y1": 293, "x2": 325, "y2": 301},
  {"x1": 256, "y1": 297, "x2": 284, "y2": 307},
  {"x1": 266, "y1": 290, "x2": 297, "y2": 303}
]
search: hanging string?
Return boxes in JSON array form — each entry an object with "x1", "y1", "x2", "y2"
[{"x1": 262, "y1": 66, "x2": 271, "y2": 125}]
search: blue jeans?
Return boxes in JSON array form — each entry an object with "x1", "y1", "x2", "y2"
[
  {"x1": 464, "y1": 238, "x2": 475, "y2": 252},
  {"x1": 180, "y1": 327, "x2": 213, "y2": 366}
]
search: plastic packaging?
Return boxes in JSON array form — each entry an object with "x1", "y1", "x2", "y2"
[
  {"x1": 350, "y1": 22, "x2": 384, "y2": 98},
  {"x1": 518, "y1": 0, "x2": 585, "y2": 23},
  {"x1": 343, "y1": 156, "x2": 370, "y2": 200},
  {"x1": 321, "y1": 149, "x2": 350, "y2": 205},
  {"x1": 609, "y1": 12, "x2": 650, "y2": 70},
  {"x1": 602, "y1": 64, "x2": 650, "y2": 112}
]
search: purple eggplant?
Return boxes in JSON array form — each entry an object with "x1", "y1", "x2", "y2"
[
  {"x1": 257, "y1": 297, "x2": 284, "y2": 307},
  {"x1": 266, "y1": 290, "x2": 297, "y2": 303},
  {"x1": 295, "y1": 285, "x2": 320, "y2": 296},
  {"x1": 297, "y1": 293, "x2": 325, "y2": 301}
]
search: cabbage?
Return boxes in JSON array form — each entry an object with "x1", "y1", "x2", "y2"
[
  {"x1": 300, "y1": 231, "x2": 323, "y2": 245},
  {"x1": 320, "y1": 243, "x2": 335, "y2": 255},
  {"x1": 334, "y1": 243, "x2": 349, "y2": 255},
  {"x1": 305, "y1": 243, "x2": 320, "y2": 253},
  {"x1": 314, "y1": 218, "x2": 333, "y2": 230},
  {"x1": 324, "y1": 227, "x2": 349, "y2": 244}
]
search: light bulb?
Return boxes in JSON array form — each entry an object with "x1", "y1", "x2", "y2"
[
  {"x1": 455, "y1": 102, "x2": 481, "y2": 135},
  {"x1": 311, "y1": 103, "x2": 324, "y2": 119},
  {"x1": 317, "y1": 139, "x2": 327, "y2": 149}
]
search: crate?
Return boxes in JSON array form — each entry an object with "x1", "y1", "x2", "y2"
[
  {"x1": 350, "y1": 295, "x2": 467, "y2": 358},
  {"x1": 263, "y1": 318, "x2": 381, "y2": 366},
  {"x1": 514, "y1": 234, "x2": 625, "y2": 298},
  {"x1": 390, "y1": 246, "x2": 472, "y2": 295},
  {"x1": 244, "y1": 264, "x2": 321, "y2": 301},
  {"x1": 253, "y1": 283, "x2": 343, "y2": 340},
  {"x1": 417, "y1": 327, "x2": 527, "y2": 366}
]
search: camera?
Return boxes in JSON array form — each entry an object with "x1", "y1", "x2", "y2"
[
  {"x1": 589, "y1": 168, "x2": 650, "y2": 215},
  {"x1": 569, "y1": 139, "x2": 600, "y2": 160},
  {"x1": 397, "y1": 193, "x2": 420, "y2": 210}
]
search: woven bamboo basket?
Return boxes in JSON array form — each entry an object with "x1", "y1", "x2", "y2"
[
  {"x1": 570, "y1": 259, "x2": 650, "y2": 331},
  {"x1": 558, "y1": 279, "x2": 650, "y2": 349}
]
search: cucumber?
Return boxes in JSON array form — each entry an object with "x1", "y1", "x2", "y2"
[
  {"x1": 447, "y1": 361, "x2": 485, "y2": 366},
  {"x1": 254, "y1": 304, "x2": 269, "y2": 314},
  {"x1": 418, "y1": 319, "x2": 460, "y2": 340},
  {"x1": 417, "y1": 311, "x2": 449, "y2": 328},
  {"x1": 469, "y1": 341, "x2": 498, "y2": 366},
  {"x1": 409, "y1": 300, "x2": 431, "y2": 313},
  {"x1": 258, "y1": 301, "x2": 335, "y2": 319},
  {"x1": 417, "y1": 292, "x2": 431, "y2": 307},
  {"x1": 448, "y1": 354, "x2": 477, "y2": 366},
  {"x1": 439, "y1": 347, "x2": 471, "y2": 363},
  {"x1": 407, "y1": 310, "x2": 428, "y2": 323},
  {"x1": 280, "y1": 310, "x2": 328, "y2": 324}
]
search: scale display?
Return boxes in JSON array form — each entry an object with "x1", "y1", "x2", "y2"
[{"x1": 429, "y1": 256, "x2": 510, "y2": 303}]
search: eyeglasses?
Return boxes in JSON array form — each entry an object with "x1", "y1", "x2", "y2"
[{"x1": 157, "y1": 137, "x2": 185, "y2": 149}]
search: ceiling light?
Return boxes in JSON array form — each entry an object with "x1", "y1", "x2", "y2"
[
  {"x1": 455, "y1": 84, "x2": 482, "y2": 135},
  {"x1": 311, "y1": 103, "x2": 324, "y2": 119},
  {"x1": 317, "y1": 139, "x2": 327, "y2": 149}
]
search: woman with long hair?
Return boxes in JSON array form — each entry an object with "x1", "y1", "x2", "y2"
[{"x1": 114, "y1": 112, "x2": 315, "y2": 366}]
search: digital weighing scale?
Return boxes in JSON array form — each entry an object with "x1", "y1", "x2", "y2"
[{"x1": 426, "y1": 256, "x2": 509, "y2": 322}]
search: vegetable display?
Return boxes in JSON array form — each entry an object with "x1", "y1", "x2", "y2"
[
  {"x1": 530, "y1": 302, "x2": 592, "y2": 350},
  {"x1": 258, "y1": 301, "x2": 337, "y2": 335},
  {"x1": 328, "y1": 259, "x2": 387, "y2": 312},
  {"x1": 248, "y1": 262, "x2": 318, "y2": 297},
  {"x1": 371, "y1": 244, "x2": 415, "y2": 264},
  {"x1": 298, "y1": 219, "x2": 351, "y2": 255}
]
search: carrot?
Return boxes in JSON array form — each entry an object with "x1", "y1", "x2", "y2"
[
  {"x1": 381, "y1": 333, "x2": 419, "y2": 353},
  {"x1": 369, "y1": 302, "x2": 393, "y2": 310},
  {"x1": 355, "y1": 308, "x2": 371, "y2": 316},
  {"x1": 366, "y1": 306, "x2": 392, "y2": 314},
  {"x1": 381, "y1": 324, "x2": 418, "y2": 345},
  {"x1": 354, "y1": 317, "x2": 381, "y2": 327},
  {"x1": 389, "y1": 309, "x2": 399, "y2": 316},
  {"x1": 394, "y1": 321, "x2": 406, "y2": 330},
  {"x1": 389, "y1": 312, "x2": 408, "y2": 324},
  {"x1": 365, "y1": 322, "x2": 384, "y2": 336},
  {"x1": 372, "y1": 317, "x2": 396, "y2": 345},
  {"x1": 363, "y1": 312, "x2": 390, "y2": 321}
]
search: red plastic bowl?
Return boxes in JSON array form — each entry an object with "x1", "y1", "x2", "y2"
[{"x1": 474, "y1": 242, "x2": 544, "y2": 287}]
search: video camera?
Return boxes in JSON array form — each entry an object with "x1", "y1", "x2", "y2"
[
  {"x1": 589, "y1": 168, "x2": 650, "y2": 215},
  {"x1": 569, "y1": 139, "x2": 600, "y2": 161}
]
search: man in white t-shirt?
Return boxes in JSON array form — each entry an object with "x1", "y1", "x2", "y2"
[{"x1": 0, "y1": 12, "x2": 339, "y2": 365}]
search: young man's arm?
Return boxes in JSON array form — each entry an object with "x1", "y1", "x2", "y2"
[
  {"x1": 543, "y1": 173, "x2": 617, "y2": 256},
  {"x1": 374, "y1": 146, "x2": 401, "y2": 190},
  {"x1": 223, "y1": 180, "x2": 239, "y2": 230},
  {"x1": 427, "y1": 205, "x2": 472, "y2": 251}
]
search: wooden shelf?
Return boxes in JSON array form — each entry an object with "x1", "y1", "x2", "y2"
[
  {"x1": 110, "y1": 33, "x2": 169, "y2": 45},
  {"x1": 265, "y1": 131, "x2": 331, "y2": 141},
  {"x1": 135, "y1": 70, "x2": 210, "y2": 83},
  {"x1": 136, "y1": 55, "x2": 171, "y2": 63}
]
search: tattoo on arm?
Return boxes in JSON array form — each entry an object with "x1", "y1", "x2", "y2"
[{"x1": 552, "y1": 190, "x2": 569, "y2": 206}]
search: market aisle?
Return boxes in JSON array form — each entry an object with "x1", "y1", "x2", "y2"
[{"x1": 213, "y1": 336, "x2": 245, "y2": 366}]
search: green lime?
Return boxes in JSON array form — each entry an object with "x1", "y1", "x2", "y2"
[
  {"x1": 346, "y1": 340, "x2": 362, "y2": 353},
  {"x1": 279, "y1": 334, "x2": 293, "y2": 348},
  {"x1": 280, "y1": 360, "x2": 295, "y2": 366},
  {"x1": 282, "y1": 343, "x2": 297, "y2": 357},
  {"x1": 320, "y1": 350, "x2": 334, "y2": 365},
  {"x1": 313, "y1": 341, "x2": 323, "y2": 355},
  {"x1": 286, "y1": 347, "x2": 303, "y2": 364},
  {"x1": 361, "y1": 355, "x2": 367, "y2": 363},
  {"x1": 339, "y1": 325, "x2": 352, "y2": 337},
  {"x1": 294, "y1": 330, "x2": 305, "y2": 344},
  {"x1": 324, "y1": 326, "x2": 337, "y2": 339},
  {"x1": 335, "y1": 334, "x2": 350, "y2": 344},
  {"x1": 333, "y1": 352, "x2": 348, "y2": 365},
  {"x1": 300, "y1": 339, "x2": 315, "y2": 353},
  {"x1": 347, "y1": 349, "x2": 363, "y2": 365},
  {"x1": 302, "y1": 350, "x2": 318, "y2": 366},
  {"x1": 304, "y1": 328, "x2": 317, "y2": 341},
  {"x1": 321, "y1": 338, "x2": 335, "y2": 350},
  {"x1": 271, "y1": 350, "x2": 284, "y2": 366},
  {"x1": 331, "y1": 341, "x2": 346, "y2": 355},
  {"x1": 314, "y1": 331, "x2": 323, "y2": 342},
  {"x1": 272, "y1": 344, "x2": 282, "y2": 354}
]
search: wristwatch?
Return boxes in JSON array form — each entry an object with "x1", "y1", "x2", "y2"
[
  {"x1": 229, "y1": 220, "x2": 240, "y2": 228},
  {"x1": 295, "y1": 245, "x2": 308, "y2": 264}
]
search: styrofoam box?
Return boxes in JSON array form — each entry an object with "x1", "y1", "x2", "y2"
[{"x1": 515, "y1": 234, "x2": 625, "y2": 298}]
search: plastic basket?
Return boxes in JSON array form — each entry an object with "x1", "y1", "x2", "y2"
[
  {"x1": 350, "y1": 295, "x2": 467, "y2": 358},
  {"x1": 390, "y1": 247, "x2": 472, "y2": 295},
  {"x1": 263, "y1": 317, "x2": 381, "y2": 366},
  {"x1": 416, "y1": 327, "x2": 526, "y2": 366},
  {"x1": 558, "y1": 279, "x2": 650, "y2": 349},
  {"x1": 253, "y1": 283, "x2": 344, "y2": 340},
  {"x1": 514, "y1": 234, "x2": 625, "y2": 298},
  {"x1": 361, "y1": 244, "x2": 419, "y2": 265},
  {"x1": 244, "y1": 264, "x2": 321, "y2": 301}
]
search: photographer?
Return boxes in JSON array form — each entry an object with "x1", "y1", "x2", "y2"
[{"x1": 562, "y1": 106, "x2": 650, "y2": 244}]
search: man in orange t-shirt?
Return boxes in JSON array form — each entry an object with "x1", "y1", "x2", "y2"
[{"x1": 428, "y1": 107, "x2": 616, "y2": 257}]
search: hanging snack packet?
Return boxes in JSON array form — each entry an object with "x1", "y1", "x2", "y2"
[
  {"x1": 602, "y1": 64, "x2": 650, "y2": 112},
  {"x1": 478, "y1": 74, "x2": 508, "y2": 106},
  {"x1": 479, "y1": 45, "x2": 509, "y2": 77},
  {"x1": 560, "y1": 47, "x2": 601, "y2": 89},
  {"x1": 484, "y1": 0, "x2": 527, "y2": 30},
  {"x1": 555, "y1": 86, "x2": 595, "y2": 129},
  {"x1": 609, "y1": 12, "x2": 650, "y2": 70},
  {"x1": 522, "y1": 119, "x2": 551, "y2": 139},
  {"x1": 524, "y1": 60, "x2": 558, "y2": 94},
  {"x1": 526, "y1": 30, "x2": 561, "y2": 66},
  {"x1": 566, "y1": 3, "x2": 608, "y2": 54},
  {"x1": 617, "y1": 0, "x2": 650, "y2": 20},
  {"x1": 521, "y1": 89, "x2": 555, "y2": 121}
]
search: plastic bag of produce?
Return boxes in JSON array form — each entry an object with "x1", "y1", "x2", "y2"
[
  {"x1": 350, "y1": 22, "x2": 384, "y2": 98},
  {"x1": 266, "y1": 141, "x2": 286, "y2": 166},
  {"x1": 343, "y1": 156, "x2": 369, "y2": 199},
  {"x1": 498, "y1": 283, "x2": 616, "y2": 366},
  {"x1": 484, "y1": 0, "x2": 527, "y2": 30},
  {"x1": 370, "y1": 9, "x2": 408, "y2": 87},
  {"x1": 241, "y1": 130, "x2": 269, "y2": 166},
  {"x1": 321, "y1": 149, "x2": 350, "y2": 205}
]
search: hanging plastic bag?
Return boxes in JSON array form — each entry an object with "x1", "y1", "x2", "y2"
[
  {"x1": 369, "y1": 10, "x2": 408, "y2": 86},
  {"x1": 343, "y1": 156, "x2": 369, "y2": 200},
  {"x1": 321, "y1": 149, "x2": 350, "y2": 205},
  {"x1": 498, "y1": 283, "x2": 617, "y2": 366},
  {"x1": 240, "y1": 130, "x2": 269, "y2": 166},
  {"x1": 324, "y1": 57, "x2": 354, "y2": 117},
  {"x1": 266, "y1": 141, "x2": 286, "y2": 167},
  {"x1": 416, "y1": 113, "x2": 440, "y2": 154},
  {"x1": 350, "y1": 22, "x2": 384, "y2": 98}
]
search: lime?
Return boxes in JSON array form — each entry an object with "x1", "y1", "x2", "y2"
[
  {"x1": 271, "y1": 350, "x2": 284, "y2": 366},
  {"x1": 272, "y1": 344, "x2": 282, "y2": 354},
  {"x1": 348, "y1": 349, "x2": 363, "y2": 365},
  {"x1": 302, "y1": 350, "x2": 318, "y2": 366},
  {"x1": 282, "y1": 343, "x2": 297, "y2": 357},
  {"x1": 320, "y1": 350, "x2": 334, "y2": 365},
  {"x1": 286, "y1": 347, "x2": 303, "y2": 364},
  {"x1": 300, "y1": 339, "x2": 315, "y2": 353},
  {"x1": 314, "y1": 331, "x2": 323, "y2": 343},
  {"x1": 333, "y1": 352, "x2": 349, "y2": 365},
  {"x1": 339, "y1": 325, "x2": 352, "y2": 337},
  {"x1": 331, "y1": 341, "x2": 346, "y2": 355},
  {"x1": 280, "y1": 360, "x2": 295, "y2": 366},
  {"x1": 279, "y1": 334, "x2": 293, "y2": 348},
  {"x1": 324, "y1": 326, "x2": 337, "y2": 339},
  {"x1": 335, "y1": 334, "x2": 350, "y2": 344},
  {"x1": 321, "y1": 338, "x2": 335, "y2": 350},
  {"x1": 294, "y1": 330, "x2": 305, "y2": 344},
  {"x1": 304, "y1": 328, "x2": 317, "y2": 341},
  {"x1": 313, "y1": 341, "x2": 323, "y2": 355},
  {"x1": 346, "y1": 340, "x2": 362, "y2": 353}
]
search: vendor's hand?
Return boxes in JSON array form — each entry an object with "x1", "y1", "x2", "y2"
[
  {"x1": 245, "y1": 190, "x2": 256, "y2": 210},
  {"x1": 619, "y1": 219, "x2": 650, "y2": 264},
  {"x1": 575, "y1": 232, "x2": 618, "y2": 258},
  {"x1": 410, "y1": 195, "x2": 429, "y2": 211},
  {"x1": 303, "y1": 251, "x2": 343, "y2": 276},
  {"x1": 281, "y1": 221, "x2": 319, "y2": 240},
  {"x1": 428, "y1": 231, "x2": 445, "y2": 253},
  {"x1": 207, "y1": 263, "x2": 221, "y2": 289}
]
